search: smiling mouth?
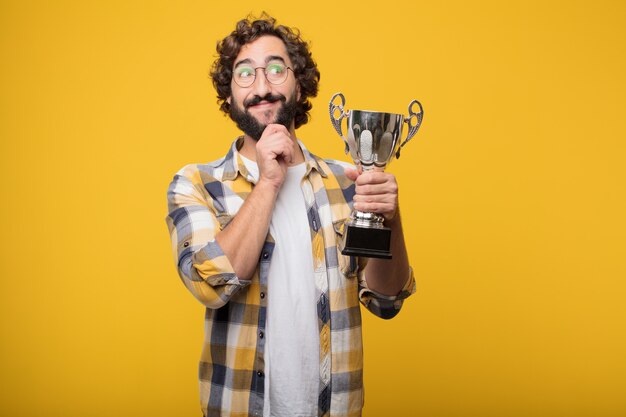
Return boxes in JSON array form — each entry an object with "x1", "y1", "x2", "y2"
[
  {"x1": 248, "y1": 100, "x2": 275, "y2": 108},
  {"x1": 248, "y1": 100, "x2": 278, "y2": 109},
  {"x1": 244, "y1": 93, "x2": 286, "y2": 109}
]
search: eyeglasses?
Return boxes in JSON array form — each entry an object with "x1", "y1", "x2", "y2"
[{"x1": 232, "y1": 63, "x2": 293, "y2": 88}]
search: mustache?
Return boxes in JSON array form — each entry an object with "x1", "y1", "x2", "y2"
[{"x1": 244, "y1": 93, "x2": 286, "y2": 109}]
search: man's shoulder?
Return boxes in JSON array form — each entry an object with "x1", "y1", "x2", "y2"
[
  {"x1": 172, "y1": 138, "x2": 240, "y2": 184},
  {"x1": 173, "y1": 154, "x2": 232, "y2": 184}
]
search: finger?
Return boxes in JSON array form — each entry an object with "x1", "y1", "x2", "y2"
[
  {"x1": 281, "y1": 142, "x2": 294, "y2": 164},
  {"x1": 266, "y1": 129, "x2": 294, "y2": 150},
  {"x1": 353, "y1": 201, "x2": 397, "y2": 217},
  {"x1": 355, "y1": 184, "x2": 395, "y2": 197},
  {"x1": 353, "y1": 192, "x2": 397, "y2": 204},
  {"x1": 259, "y1": 130, "x2": 291, "y2": 151},
  {"x1": 354, "y1": 200, "x2": 393, "y2": 211},
  {"x1": 344, "y1": 167, "x2": 359, "y2": 181},
  {"x1": 267, "y1": 140, "x2": 293, "y2": 165},
  {"x1": 355, "y1": 171, "x2": 395, "y2": 185},
  {"x1": 258, "y1": 124, "x2": 290, "y2": 144},
  {"x1": 266, "y1": 123, "x2": 291, "y2": 137}
]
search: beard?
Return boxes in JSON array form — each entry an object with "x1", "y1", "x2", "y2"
[{"x1": 229, "y1": 92, "x2": 298, "y2": 141}]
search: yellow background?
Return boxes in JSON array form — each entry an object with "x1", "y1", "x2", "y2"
[{"x1": 1, "y1": 1, "x2": 625, "y2": 416}]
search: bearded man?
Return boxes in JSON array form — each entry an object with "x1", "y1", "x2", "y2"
[{"x1": 166, "y1": 14, "x2": 415, "y2": 417}]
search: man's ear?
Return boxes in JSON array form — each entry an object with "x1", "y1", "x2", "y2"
[
  {"x1": 226, "y1": 96, "x2": 231, "y2": 105},
  {"x1": 296, "y1": 83, "x2": 301, "y2": 101}
]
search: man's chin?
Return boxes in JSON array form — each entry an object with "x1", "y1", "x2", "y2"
[
  {"x1": 230, "y1": 95, "x2": 297, "y2": 140},
  {"x1": 247, "y1": 107, "x2": 278, "y2": 124}
]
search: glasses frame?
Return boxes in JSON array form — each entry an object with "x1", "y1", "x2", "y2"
[{"x1": 232, "y1": 65, "x2": 294, "y2": 88}]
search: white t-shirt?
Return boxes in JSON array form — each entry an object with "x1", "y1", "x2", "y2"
[{"x1": 240, "y1": 155, "x2": 319, "y2": 417}]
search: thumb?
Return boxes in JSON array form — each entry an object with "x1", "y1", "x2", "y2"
[{"x1": 344, "y1": 167, "x2": 359, "y2": 182}]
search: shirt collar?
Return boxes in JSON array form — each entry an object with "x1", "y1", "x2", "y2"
[{"x1": 222, "y1": 136, "x2": 328, "y2": 182}]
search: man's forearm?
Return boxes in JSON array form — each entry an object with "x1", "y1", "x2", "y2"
[
  {"x1": 215, "y1": 180, "x2": 279, "y2": 280},
  {"x1": 363, "y1": 213, "x2": 411, "y2": 296}
]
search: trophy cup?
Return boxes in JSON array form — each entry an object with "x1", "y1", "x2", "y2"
[{"x1": 329, "y1": 92, "x2": 424, "y2": 259}]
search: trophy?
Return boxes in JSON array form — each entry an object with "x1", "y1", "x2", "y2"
[{"x1": 329, "y1": 92, "x2": 424, "y2": 259}]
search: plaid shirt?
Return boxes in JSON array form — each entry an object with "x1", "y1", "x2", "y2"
[{"x1": 166, "y1": 137, "x2": 415, "y2": 417}]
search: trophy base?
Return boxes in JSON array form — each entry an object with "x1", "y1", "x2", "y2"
[{"x1": 339, "y1": 223, "x2": 392, "y2": 259}]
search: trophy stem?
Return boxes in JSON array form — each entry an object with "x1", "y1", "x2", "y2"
[{"x1": 351, "y1": 210, "x2": 385, "y2": 228}]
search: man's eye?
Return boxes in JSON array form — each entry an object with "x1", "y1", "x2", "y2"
[
  {"x1": 267, "y1": 64, "x2": 284, "y2": 75},
  {"x1": 236, "y1": 68, "x2": 254, "y2": 78}
]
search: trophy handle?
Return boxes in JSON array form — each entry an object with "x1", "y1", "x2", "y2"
[
  {"x1": 396, "y1": 100, "x2": 424, "y2": 159},
  {"x1": 329, "y1": 92, "x2": 351, "y2": 155}
]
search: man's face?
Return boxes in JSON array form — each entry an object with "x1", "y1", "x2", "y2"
[{"x1": 228, "y1": 35, "x2": 300, "y2": 140}]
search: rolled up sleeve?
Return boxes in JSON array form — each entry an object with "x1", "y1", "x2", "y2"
[
  {"x1": 358, "y1": 266, "x2": 416, "y2": 320},
  {"x1": 166, "y1": 168, "x2": 250, "y2": 309}
]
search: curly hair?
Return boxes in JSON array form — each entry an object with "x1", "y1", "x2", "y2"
[{"x1": 210, "y1": 14, "x2": 320, "y2": 129}]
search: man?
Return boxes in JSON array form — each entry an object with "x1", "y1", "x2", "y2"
[{"x1": 166, "y1": 14, "x2": 415, "y2": 417}]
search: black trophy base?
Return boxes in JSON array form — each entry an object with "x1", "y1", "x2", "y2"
[{"x1": 339, "y1": 223, "x2": 392, "y2": 259}]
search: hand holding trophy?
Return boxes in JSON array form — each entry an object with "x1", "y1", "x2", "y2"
[{"x1": 329, "y1": 92, "x2": 424, "y2": 259}]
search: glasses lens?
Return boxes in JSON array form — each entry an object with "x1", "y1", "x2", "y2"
[
  {"x1": 265, "y1": 63, "x2": 288, "y2": 85},
  {"x1": 234, "y1": 66, "x2": 255, "y2": 87}
]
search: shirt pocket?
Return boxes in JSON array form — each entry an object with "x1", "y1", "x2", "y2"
[{"x1": 333, "y1": 219, "x2": 358, "y2": 278}]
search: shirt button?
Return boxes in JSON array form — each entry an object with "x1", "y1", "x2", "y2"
[
  {"x1": 257, "y1": 371, "x2": 264, "y2": 378},
  {"x1": 183, "y1": 242, "x2": 189, "y2": 247},
  {"x1": 259, "y1": 331, "x2": 264, "y2": 339},
  {"x1": 262, "y1": 252, "x2": 269, "y2": 259},
  {"x1": 260, "y1": 292, "x2": 265, "y2": 299}
]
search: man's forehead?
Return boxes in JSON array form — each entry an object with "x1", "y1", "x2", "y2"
[{"x1": 234, "y1": 36, "x2": 291, "y2": 67}]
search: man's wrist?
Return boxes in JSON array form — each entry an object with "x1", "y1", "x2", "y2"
[
  {"x1": 255, "y1": 177, "x2": 282, "y2": 195},
  {"x1": 386, "y1": 209, "x2": 402, "y2": 227}
]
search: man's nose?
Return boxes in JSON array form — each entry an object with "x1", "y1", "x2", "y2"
[{"x1": 250, "y1": 68, "x2": 271, "y2": 97}]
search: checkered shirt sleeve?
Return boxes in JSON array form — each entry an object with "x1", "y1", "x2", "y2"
[{"x1": 166, "y1": 164, "x2": 251, "y2": 308}]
